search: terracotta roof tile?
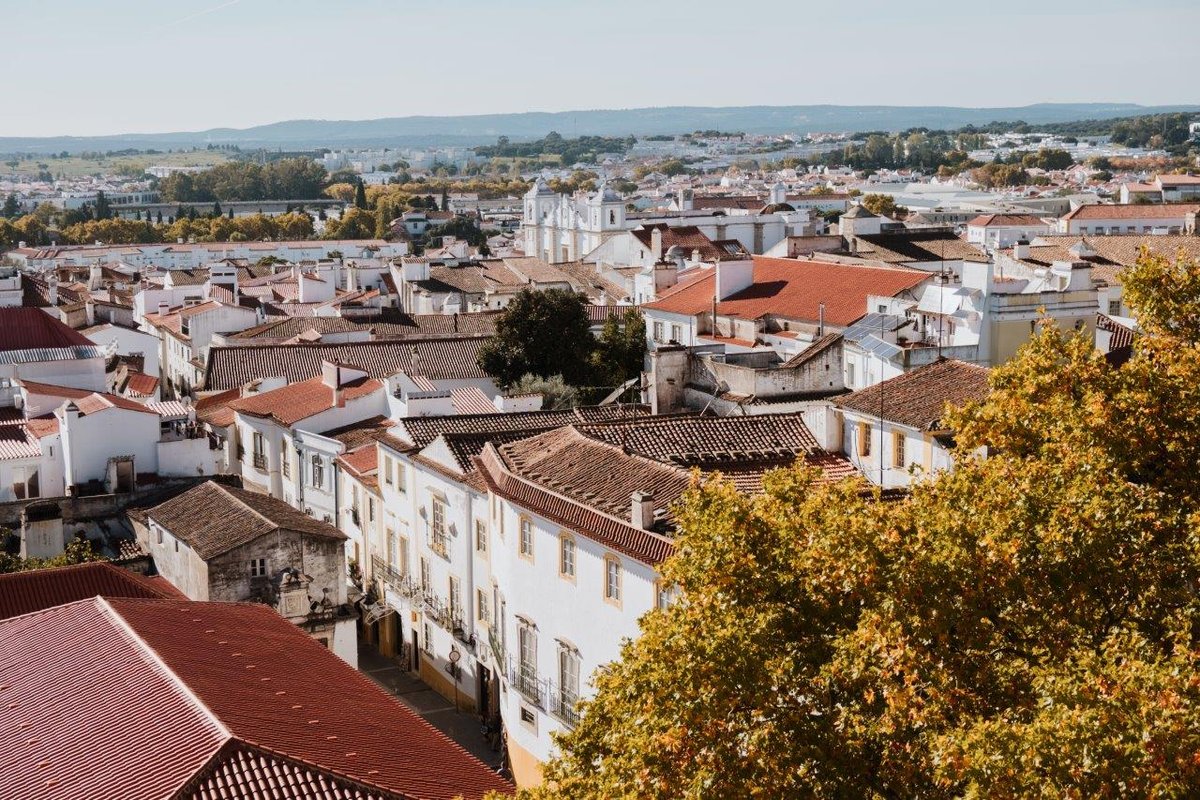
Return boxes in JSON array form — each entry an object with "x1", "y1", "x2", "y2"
[
  {"x1": 204, "y1": 338, "x2": 490, "y2": 391},
  {"x1": 645, "y1": 256, "x2": 928, "y2": 327},
  {"x1": 0, "y1": 561, "x2": 182, "y2": 620},
  {"x1": 0, "y1": 597, "x2": 511, "y2": 800},
  {"x1": 0, "y1": 307, "x2": 94, "y2": 351},
  {"x1": 229, "y1": 375, "x2": 382, "y2": 427},
  {"x1": 146, "y1": 481, "x2": 346, "y2": 560},
  {"x1": 836, "y1": 358, "x2": 990, "y2": 430}
]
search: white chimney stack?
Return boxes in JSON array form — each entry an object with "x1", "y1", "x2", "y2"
[
  {"x1": 650, "y1": 227, "x2": 664, "y2": 262},
  {"x1": 631, "y1": 491, "x2": 655, "y2": 530}
]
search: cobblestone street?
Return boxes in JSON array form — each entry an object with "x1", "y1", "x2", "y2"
[{"x1": 358, "y1": 645, "x2": 506, "y2": 772}]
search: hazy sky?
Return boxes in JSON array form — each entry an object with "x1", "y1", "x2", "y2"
[{"x1": 3, "y1": 0, "x2": 1197, "y2": 137}]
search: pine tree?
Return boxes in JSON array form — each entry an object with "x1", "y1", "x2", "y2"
[
  {"x1": 1, "y1": 193, "x2": 19, "y2": 219},
  {"x1": 354, "y1": 178, "x2": 368, "y2": 210}
]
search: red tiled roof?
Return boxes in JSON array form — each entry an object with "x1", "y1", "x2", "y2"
[
  {"x1": 146, "y1": 481, "x2": 346, "y2": 560},
  {"x1": 966, "y1": 213, "x2": 1049, "y2": 228},
  {"x1": 0, "y1": 307, "x2": 95, "y2": 352},
  {"x1": 229, "y1": 375, "x2": 382, "y2": 426},
  {"x1": 338, "y1": 445, "x2": 380, "y2": 478},
  {"x1": 836, "y1": 358, "x2": 991, "y2": 430},
  {"x1": 0, "y1": 597, "x2": 512, "y2": 800},
  {"x1": 1062, "y1": 202, "x2": 1200, "y2": 221},
  {"x1": 18, "y1": 379, "x2": 159, "y2": 416},
  {"x1": 476, "y1": 438, "x2": 681, "y2": 567},
  {"x1": 644, "y1": 257, "x2": 928, "y2": 327},
  {"x1": 0, "y1": 561, "x2": 182, "y2": 620},
  {"x1": 629, "y1": 224, "x2": 728, "y2": 262},
  {"x1": 125, "y1": 372, "x2": 160, "y2": 397}
]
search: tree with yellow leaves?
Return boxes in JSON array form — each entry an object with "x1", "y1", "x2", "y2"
[{"x1": 505, "y1": 248, "x2": 1200, "y2": 799}]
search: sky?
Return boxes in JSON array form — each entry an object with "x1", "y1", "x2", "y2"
[{"x1": 3, "y1": 0, "x2": 1198, "y2": 137}]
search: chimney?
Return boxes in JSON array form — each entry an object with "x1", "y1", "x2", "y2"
[
  {"x1": 650, "y1": 227, "x2": 664, "y2": 262},
  {"x1": 631, "y1": 491, "x2": 655, "y2": 530},
  {"x1": 157, "y1": 301, "x2": 169, "y2": 317},
  {"x1": 818, "y1": 303, "x2": 825, "y2": 337},
  {"x1": 1013, "y1": 240, "x2": 1031, "y2": 260}
]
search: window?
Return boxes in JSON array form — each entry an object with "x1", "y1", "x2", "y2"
[
  {"x1": 893, "y1": 430, "x2": 906, "y2": 468},
  {"x1": 281, "y1": 443, "x2": 290, "y2": 478},
  {"x1": 311, "y1": 455, "x2": 324, "y2": 488},
  {"x1": 368, "y1": 496, "x2": 376, "y2": 523},
  {"x1": 249, "y1": 557, "x2": 267, "y2": 578},
  {"x1": 518, "y1": 623, "x2": 538, "y2": 686},
  {"x1": 604, "y1": 556, "x2": 622, "y2": 604},
  {"x1": 1108, "y1": 299, "x2": 1121, "y2": 315},
  {"x1": 652, "y1": 321, "x2": 664, "y2": 343},
  {"x1": 857, "y1": 422, "x2": 871, "y2": 457},
  {"x1": 252, "y1": 432, "x2": 266, "y2": 471},
  {"x1": 384, "y1": 457, "x2": 393, "y2": 485},
  {"x1": 559, "y1": 534, "x2": 576, "y2": 579},
  {"x1": 477, "y1": 588, "x2": 490, "y2": 623},
  {"x1": 846, "y1": 363, "x2": 856, "y2": 389},
  {"x1": 430, "y1": 497, "x2": 448, "y2": 556},
  {"x1": 398, "y1": 535, "x2": 410, "y2": 578},
  {"x1": 386, "y1": 528, "x2": 397, "y2": 568},
  {"x1": 556, "y1": 645, "x2": 581, "y2": 725},
  {"x1": 519, "y1": 517, "x2": 533, "y2": 559},
  {"x1": 475, "y1": 519, "x2": 487, "y2": 553},
  {"x1": 449, "y1": 576, "x2": 461, "y2": 622},
  {"x1": 655, "y1": 580, "x2": 678, "y2": 610},
  {"x1": 422, "y1": 621, "x2": 433, "y2": 654},
  {"x1": 155, "y1": 526, "x2": 163, "y2": 545},
  {"x1": 670, "y1": 323, "x2": 682, "y2": 343},
  {"x1": 11, "y1": 466, "x2": 39, "y2": 500},
  {"x1": 395, "y1": 460, "x2": 406, "y2": 492},
  {"x1": 877, "y1": 303, "x2": 887, "y2": 313},
  {"x1": 419, "y1": 557, "x2": 430, "y2": 594}
]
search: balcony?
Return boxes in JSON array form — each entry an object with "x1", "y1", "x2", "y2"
[
  {"x1": 371, "y1": 555, "x2": 418, "y2": 599},
  {"x1": 549, "y1": 686, "x2": 581, "y2": 728},
  {"x1": 252, "y1": 453, "x2": 267, "y2": 471},
  {"x1": 512, "y1": 664, "x2": 543, "y2": 706}
]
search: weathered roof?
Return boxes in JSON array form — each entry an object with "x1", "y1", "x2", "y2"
[
  {"x1": 203, "y1": 337, "x2": 491, "y2": 391},
  {"x1": 0, "y1": 597, "x2": 512, "y2": 800},
  {"x1": 836, "y1": 358, "x2": 991, "y2": 431},
  {"x1": 476, "y1": 429, "x2": 684, "y2": 565},
  {"x1": 851, "y1": 231, "x2": 988, "y2": 264},
  {"x1": 146, "y1": 481, "x2": 346, "y2": 560}
]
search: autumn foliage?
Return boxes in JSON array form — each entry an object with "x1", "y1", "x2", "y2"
[{"x1": 511, "y1": 249, "x2": 1200, "y2": 798}]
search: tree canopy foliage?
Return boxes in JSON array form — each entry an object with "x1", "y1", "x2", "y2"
[
  {"x1": 158, "y1": 158, "x2": 327, "y2": 202},
  {"x1": 514, "y1": 249, "x2": 1200, "y2": 798},
  {"x1": 477, "y1": 289, "x2": 596, "y2": 387},
  {"x1": 474, "y1": 132, "x2": 636, "y2": 165}
]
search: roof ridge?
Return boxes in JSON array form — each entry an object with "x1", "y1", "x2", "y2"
[
  {"x1": 211, "y1": 482, "x2": 280, "y2": 534},
  {"x1": 97, "y1": 596, "x2": 232, "y2": 742}
]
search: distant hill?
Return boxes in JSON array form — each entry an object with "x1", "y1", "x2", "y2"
[{"x1": 3, "y1": 103, "x2": 1198, "y2": 154}]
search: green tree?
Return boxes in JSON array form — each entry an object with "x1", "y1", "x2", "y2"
[
  {"x1": 477, "y1": 289, "x2": 595, "y2": 387},
  {"x1": 93, "y1": 190, "x2": 112, "y2": 221},
  {"x1": 590, "y1": 309, "x2": 646, "y2": 389},
  {"x1": 354, "y1": 178, "x2": 369, "y2": 210},
  {"x1": 508, "y1": 373, "x2": 579, "y2": 411},
  {"x1": 0, "y1": 536, "x2": 102, "y2": 574},
  {"x1": 516, "y1": 252, "x2": 1200, "y2": 799},
  {"x1": 1, "y1": 193, "x2": 19, "y2": 219},
  {"x1": 860, "y1": 193, "x2": 905, "y2": 217}
]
